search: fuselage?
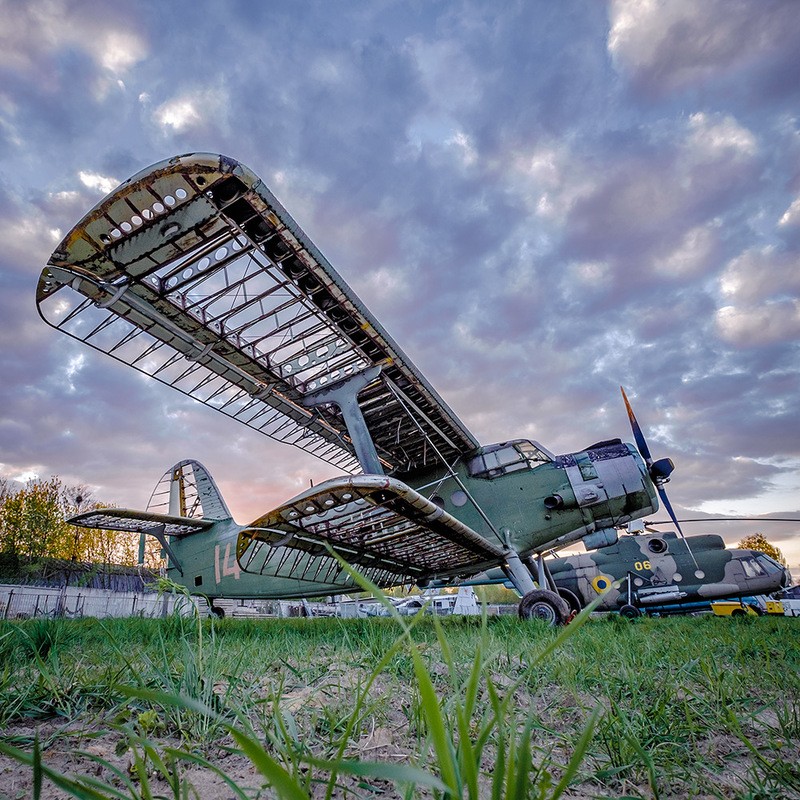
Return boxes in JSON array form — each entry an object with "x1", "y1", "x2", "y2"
[
  {"x1": 399, "y1": 438, "x2": 656, "y2": 557},
  {"x1": 165, "y1": 438, "x2": 658, "y2": 599},
  {"x1": 549, "y1": 532, "x2": 790, "y2": 611}
]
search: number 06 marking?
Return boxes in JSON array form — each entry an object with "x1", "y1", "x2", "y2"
[{"x1": 634, "y1": 560, "x2": 652, "y2": 572}]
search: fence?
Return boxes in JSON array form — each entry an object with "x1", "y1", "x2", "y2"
[{"x1": 0, "y1": 583, "x2": 200, "y2": 619}]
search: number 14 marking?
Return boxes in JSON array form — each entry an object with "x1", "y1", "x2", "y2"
[{"x1": 215, "y1": 543, "x2": 241, "y2": 584}]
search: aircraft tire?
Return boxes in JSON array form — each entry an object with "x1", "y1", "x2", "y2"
[
  {"x1": 557, "y1": 587, "x2": 583, "y2": 615},
  {"x1": 619, "y1": 604, "x2": 641, "y2": 619},
  {"x1": 518, "y1": 590, "x2": 570, "y2": 626},
  {"x1": 730, "y1": 608, "x2": 746, "y2": 618},
  {"x1": 210, "y1": 606, "x2": 225, "y2": 618}
]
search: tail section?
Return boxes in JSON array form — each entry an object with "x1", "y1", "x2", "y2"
[
  {"x1": 68, "y1": 460, "x2": 230, "y2": 574},
  {"x1": 146, "y1": 460, "x2": 232, "y2": 522}
]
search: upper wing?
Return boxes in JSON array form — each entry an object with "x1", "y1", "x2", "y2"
[
  {"x1": 238, "y1": 475, "x2": 505, "y2": 584},
  {"x1": 37, "y1": 153, "x2": 478, "y2": 474}
]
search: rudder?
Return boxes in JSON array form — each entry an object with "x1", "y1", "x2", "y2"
[{"x1": 146, "y1": 460, "x2": 232, "y2": 521}]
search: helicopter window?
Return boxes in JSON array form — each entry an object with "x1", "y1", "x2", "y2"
[
  {"x1": 741, "y1": 557, "x2": 766, "y2": 578},
  {"x1": 754, "y1": 554, "x2": 783, "y2": 575},
  {"x1": 647, "y1": 538, "x2": 668, "y2": 554},
  {"x1": 466, "y1": 440, "x2": 552, "y2": 479}
]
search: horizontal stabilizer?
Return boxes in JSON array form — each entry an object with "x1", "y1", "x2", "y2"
[
  {"x1": 238, "y1": 475, "x2": 505, "y2": 583},
  {"x1": 69, "y1": 508, "x2": 213, "y2": 537}
]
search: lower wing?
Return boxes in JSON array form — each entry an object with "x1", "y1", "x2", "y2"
[{"x1": 238, "y1": 475, "x2": 505, "y2": 585}]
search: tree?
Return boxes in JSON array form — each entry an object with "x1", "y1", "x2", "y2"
[
  {"x1": 0, "y1": 477, "x2": 71, "y2": 559},
  {"x1": 0, "y1": 475, "x2": 162, "y2": 568},
  {"x1": 737, "y1": 533, "x2": 787, "y2": 566}
]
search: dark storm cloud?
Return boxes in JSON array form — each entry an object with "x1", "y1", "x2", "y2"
[{"x1": 0, "y1": 0, "x2": 797, "y2": 561}]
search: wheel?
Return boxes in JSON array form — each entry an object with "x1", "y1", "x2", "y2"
[
  {"x1": 619, "y1": 604, "x2": 641, "y2": 619},
  {"x1": 518, "y1": 589, "x2": 570, "y2": 625},
  {"x1": 730, "y1": 608, "x2": 746, "y2": 618},
  {"x1": 210, "y1": 605, "x2": 225, "y2": 618},
  {"x1": 557, "y1": 587, "x2": 583, "y2": 616}
]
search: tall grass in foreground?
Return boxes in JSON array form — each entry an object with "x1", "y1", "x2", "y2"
[
  {"x1": 0, "y1": 578, "x2": 799, "y2": 797},
  {"x1": 0, "y1": 571, "x2": 603, "y2": 799}
]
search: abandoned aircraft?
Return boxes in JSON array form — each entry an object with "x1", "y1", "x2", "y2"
[
  {"x1": 38, "y1": 152, "x2": 688, "y2": 624},
  {"x1": 458, "y1": 530, "x2": 791, "y2": 617}
]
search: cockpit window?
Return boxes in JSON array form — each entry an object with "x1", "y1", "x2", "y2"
[
  {"x1": 741, "y1": 557, "x2": 767, "y2": 578},
  {"x1": 467, "y1": 440, "x2": 552, "y2": 479},
  {"x1": 755, "y1": 554, "x2": 783, "y2": 575}
]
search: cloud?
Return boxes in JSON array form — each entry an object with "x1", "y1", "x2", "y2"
[
  {"x1": 608, "y1": 0, "x2": 800, "y2": 102},
  {"x1": 78, "y1": 171, "x2": 119, "y2": 196},
  {"x1": 715, "y1": 247, "x2": 800, "y2": 345},
  {"x1": 0, "y1": 1, "x2": 146, "y2": 96},
  {"x1": 0, "y1": 1, "x2": 798, "y2": 567},
  {"x1": 560, "y1": 112, "x2": 761, "y2": 269},
  {"x1": 716, "y1": 302, "x2": 800, "y2": 347}
]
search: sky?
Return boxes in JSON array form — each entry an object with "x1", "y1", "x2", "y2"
[{"x1": 1, "y1": 0, "x2": 799, "y2": 570}]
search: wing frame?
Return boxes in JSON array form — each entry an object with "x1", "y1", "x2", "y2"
[
  {"x1": 238, "y1": 474, "x2": 506, "y2": 584},
  {"x1": 69, "y1": 508, "x2": 213, "y2": 538},
  {"x1": 37, "y1": 153, "x2": 479, "y2": 474}
]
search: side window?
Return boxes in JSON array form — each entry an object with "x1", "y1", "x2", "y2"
[
  {"x1": 741, "y1": 557, "x2": 766, "y2": 578},
  {"x1": 755, "y1": 554, "x2": 782, "y2": 575}
]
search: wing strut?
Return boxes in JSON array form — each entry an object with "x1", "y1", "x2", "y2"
[
  {"x1": 384, "y1": 378, "x2": 508, "y2": 549},
  {"x1": 302, "y1": 365, "x2": 386, "y2": 474}
]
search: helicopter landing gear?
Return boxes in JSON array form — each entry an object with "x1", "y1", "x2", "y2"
[
  {"x1": 518, "y1": 589, "x2": 571, "y2": 625},
  {"x1": 619, "y1": 604, "x2": 641, "y2": 619},
  {"x1": 557, "y1": 587, "x2": 582, "y2": 616}
]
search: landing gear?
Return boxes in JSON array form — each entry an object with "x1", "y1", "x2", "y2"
[
  {"x1": 518, "y1": 589, "x2": 571, "y2": 625},
  {"x1": 619, "y1": 604, "x2": 641, "y2": 619},
  {"x1": 557, "y1": 587, "x2": 583, "y2": 616}
]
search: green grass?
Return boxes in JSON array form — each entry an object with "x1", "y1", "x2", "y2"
[{"x1": 0, "y1": 609, "x2": 798, "y2": 799}]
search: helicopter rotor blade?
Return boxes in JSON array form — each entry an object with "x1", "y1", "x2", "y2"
[{"x1": 644, "y1": 517, "x2": 800, "y2": 525}]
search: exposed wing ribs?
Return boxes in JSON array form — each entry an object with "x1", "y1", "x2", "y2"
[
  {"x1": 238, "y1": 475, "x2": 505, "y2": 583},
  {"x1": 37, "y1": 153, "x2": 478, "y2": 474},
  {"x1": 69, "y1": 509, "x2": 212, "y2": 538}
]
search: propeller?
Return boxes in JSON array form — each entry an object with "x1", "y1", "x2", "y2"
[{"x1": 620, "y1": 387, "x2": 699, "y2": 566}]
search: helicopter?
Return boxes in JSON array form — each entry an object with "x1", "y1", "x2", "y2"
[
  {"x1": 453, "y1": 528, "x2": 792, "y2": 618},
  {"x1": 38, "y1": 152, "x2": 689, "y2": 625}
]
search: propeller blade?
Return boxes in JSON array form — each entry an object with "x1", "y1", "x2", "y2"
[
  {"x1": 620, "y1": 386, "x2": 652, "y2": 465},
  {"x1": 657, "y1": 487, "x2": 700, "y2": 569},
  {"x1": 621, "y1": 387, "x2": 700, "y2": 568},
  {"x1": 656, "y1": 485, "x2": 687, "y2": 541}
]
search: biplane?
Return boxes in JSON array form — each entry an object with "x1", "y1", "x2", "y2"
[{"x1": 36, "y1": 153, "x2": 683, "y2": 624}]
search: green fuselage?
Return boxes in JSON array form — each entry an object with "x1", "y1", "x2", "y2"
[{"x1": 166, "y1": 439, "x2": 657, "y2": 600}]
